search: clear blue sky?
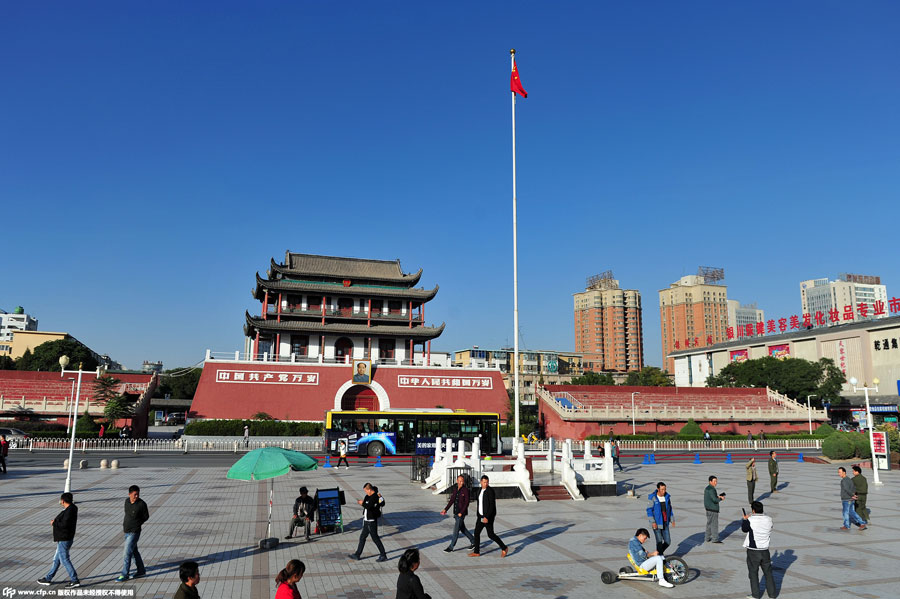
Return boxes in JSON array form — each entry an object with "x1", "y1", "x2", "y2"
[{"x1": 2, "y1": 1, "x2": 899, "y2": 370}]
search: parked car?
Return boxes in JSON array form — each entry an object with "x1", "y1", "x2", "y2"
[
  {"x1": 164, "y1": 412, "x2": 186, "y2": 425},
  {"x1": 0, "y1": 427, "x2": 30, "y2": 448}
]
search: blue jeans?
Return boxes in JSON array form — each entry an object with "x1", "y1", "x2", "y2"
[
  {"x1": 122, "y1": 531, "x2": 145, "y2": 577},
  {"x1": 447, "y1": 514, "x2": 475, "y2": 550},
  {"x1": 652, "y1": 525, "x2": 671, "y2": 554},
  {"x1": 45, "y1": 540, "x2": 78, "y2": 582},
  {"x1": 841, "y1": 500, "x2": 866, "y2": 528}
]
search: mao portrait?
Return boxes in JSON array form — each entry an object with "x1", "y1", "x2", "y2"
[{"x1": 352, "y1": 360, "x2": 372, "y2": 384}]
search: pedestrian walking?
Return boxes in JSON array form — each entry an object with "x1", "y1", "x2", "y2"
[
  {"x1": 336, "y1": 439, "x2": 350, "y2": 469},
  {"x1": 468, "y1": 475, "x2": 508, "y2": 558},
  {"x1": 767, "y1": 451, "x2": 779, "y2": 493},
  {"x1": 747, "y1": 432, "x2": 753, "y2": 444},
  {"x1": 99, "y1": 424, "x2": 105, "y2": 438},
  {"x1": 117, "y1": 485, "x2": 150, "y2": 581},
  {"x1": 441, "y1": 475, "x2": 475, "y2": 552},
  {"x1": 274, "y1": 559, "x2": 305, "y2": 599},
  {"x1": 746, "y1": 458, "x2": 758, "y2": 504},
  {"x1": 612, "y1": 441, "x2": 624, "y2": 472},
  {"x1": 0, "y1": 434, "x2": 9, "y2": 473},
  {"x1": 173, "y1": 561, "x2": 200, "y2": 599},
  {"x1": 851, "y1": 465, "x2": 870, "y2": 522},
  {"x1": 396, "y1": 548, "x2": 432, "y2": 599},
  {"x1": 704, "y1": 475, "x2": 725, "y2": 543},
  {"x1": 647, "y1": 482, "x2": 675, "y2": 554},
  {"x1": 243, "y1": 425, "x2": 250, "y2": 448},
  {"x1": 349, "y1": 483, "x2": 387, "y2": 562},
  {"x1": 703, "y1": 431, "x2": 711, "y2": 443},
  {"x1": 285, "y1": 487, "x2": 316, "y2": 539},
  {"x1": 742, "y1": 501, "x2": 775, "y2": 599},
  {"x1": 837, "y1": 467, "x2": 867, "y2": 530},
  {"x1": 36, "y1": 492, "x2": 80, "y2": 588},
  {"x1": 628, "y1": 529, "x2": 674, "y2": 588}
]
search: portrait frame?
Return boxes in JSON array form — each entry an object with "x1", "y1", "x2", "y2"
[{"x1": 352, "y1": 359, "x2": 372, "y2": 385}]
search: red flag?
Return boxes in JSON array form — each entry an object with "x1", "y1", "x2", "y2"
[{"x1": 511, "y1": 60, "x2": 527, "y2": 98}]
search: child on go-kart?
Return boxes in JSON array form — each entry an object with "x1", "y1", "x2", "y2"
[{"x1": 628, "y1": 529, "x2": 674, "y2": 589}]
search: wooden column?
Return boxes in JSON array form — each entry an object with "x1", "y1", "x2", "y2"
[
  {"x1": 321, "y1": 295, "x2": 326, "y2": 325},
  {"x1": 275, "y1": 334, "x2": 280, "y2": 358},
  {"x1": 409, "y1": 339, "x2": 413, "y2": 363},
  {"x1": 427, "y1": 340, "x2": 431, "y2": 366},
  {"x1": 277, "y1": 293, "x2": 282, "y2": 322},
  {"x1": 253, "y1": 332, "x2": 260, "y2": 359},
  {"x1": 408, "y1": 301, "x2": 412, "y2": 328},
  {"x1": 368, "y1": 298, "x2": 372, "y2": 327},
  {"x1": 263, "y1": 290, "x2": 269, "y2": 320}
]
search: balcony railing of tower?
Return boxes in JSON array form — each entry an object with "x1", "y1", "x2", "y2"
[
  {"x1": 266, "y1": 306, "x2": 423, "y2": 321},
  {"x1": 204, "y1": 350, "x2": 498, "y2": 369}
]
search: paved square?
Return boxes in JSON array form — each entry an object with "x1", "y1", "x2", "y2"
[{"x1": 1, "y1": 455, "x2": 898, "y2": 598}]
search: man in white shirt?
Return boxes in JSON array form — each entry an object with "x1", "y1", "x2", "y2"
[{"x1": 741, "y1": 501, "x2": 775, "y2": 599}]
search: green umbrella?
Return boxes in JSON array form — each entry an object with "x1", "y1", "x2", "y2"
[{"x1": 227, "y1": 447, "x2": 318, "y2": 481}]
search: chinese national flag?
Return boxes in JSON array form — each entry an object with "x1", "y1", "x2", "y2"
[{"x1": 511, "y1": 60, "x2": 527, "y2": 98}]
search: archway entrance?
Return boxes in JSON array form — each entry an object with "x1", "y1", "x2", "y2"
[
  {"x1": 335, "y1": 337, "x2": 353, "y2": 361},
  {"x1": 341, "y1": 385, "x2": 378, "y2": 411}
]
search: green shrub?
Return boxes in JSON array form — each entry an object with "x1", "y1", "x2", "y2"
[
  {"x1": 676, "y1": 419, "x2": 703, "y2": 440},
  {"x1": 184, "y1": 419, "x2": 322, "y2": 437},
  {"x1": 822, "y1": 434, "x2": 854, "y2": 459},
  {"x1": 813, "y1": 424, "x2": 837, "y2": 437},
  {"x1": 876, "y1": 424, "x2": 899, "y2": 451},
  {"x1": 845, "y1": 432, "x2": 871, "y2": 459},
  {"x1": 75, "y1": 414, "x2": 99, "y2": 433}
]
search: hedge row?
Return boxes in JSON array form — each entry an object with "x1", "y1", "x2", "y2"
[
  {"x1": 822, "y1": 431, "x2": 872, "y2": 460},
  {"x1": 184, "y1": 419, "x2": 322, "y2": 437}
]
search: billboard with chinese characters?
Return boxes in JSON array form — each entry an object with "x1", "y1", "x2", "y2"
[
  {"x1": 215, "y1": 369, "x2": 319, "y2": 385},
  {"x1": 768, "y1": 344, "x2": 790, "y2": 360},
  {"x1": 730, "y1": 349, "x2": 749, "y2": 363},
  {"x1": 872, "y1": 431, "x2": 890, "y2": 470}
]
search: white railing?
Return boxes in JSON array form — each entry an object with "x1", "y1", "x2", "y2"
[
  {"x1": 12, "y1": 438, "x2": 324, "y2": 453},
  {"x1": 205, "y1": 350, "x2": 495, "y2": 370},
  {"x1": 516, "y1": 438, "x2": 822, "y2": 453}
]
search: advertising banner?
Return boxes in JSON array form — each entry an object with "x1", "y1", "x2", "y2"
[
  {"x1": 768, "y1": 344, "x2": 790, "y2": 359},
  {"x1": 730, "y1": 350, "x2": 749, "y2": 363}
]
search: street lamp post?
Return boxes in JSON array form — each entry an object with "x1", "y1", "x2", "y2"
[
  {"x1": 65, "y1": 377, "x2": 76, "y2": 434},
  {"x1": 849, "y1": 377, "x2": 882, "y2": 486},
  {"x1": 59, "y1": 356, "x2": 104, "y2": 493},
  {"x1": 631, "y1": 392, "x2": 640, "y2": 435},
  {"x1": 806, "y1": 395, "x2": 816, "y2": 435}
]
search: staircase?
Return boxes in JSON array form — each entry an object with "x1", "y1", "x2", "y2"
[{"x1": 532, "y1": 484, "x2": 571, "y2": 501}]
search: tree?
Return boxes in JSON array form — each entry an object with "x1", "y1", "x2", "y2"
[
  {"x1": 569, "y1": 371, "x2": 615, "y2": 386},
  {"x1": 0, "y1": 355, "x2": 15, "y2": 370},
  {"x1": 154, "y1": 368, "x2": 203, "y2": 399},
  {"x1": 15, "y1": 339, "x2": 98, "y2": 372},
  {"x1": 103, "y1": 395, "x2": 133, "y2": 425},
  {"x1": 93, "y1": 374, "x2": 122, "y2": 405},
  {"x1": 705, "y1": 356, "x2": 844, "y2": 407},
  {"x1": 622, "y1": 367, "x2": 673, "y2": 387}
]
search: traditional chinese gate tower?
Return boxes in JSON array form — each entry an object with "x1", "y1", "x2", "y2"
[{"x1": 246, "y1": 251, "x2": 444, "y2": 367}]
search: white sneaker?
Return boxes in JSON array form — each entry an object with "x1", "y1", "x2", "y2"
[{"x1": 658, "y1": 579, "x2": 674, "y2": 588}]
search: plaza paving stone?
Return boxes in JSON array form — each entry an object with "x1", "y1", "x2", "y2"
[{"x1": 1, "y1": 456, "x2": 899, "y2": 598}]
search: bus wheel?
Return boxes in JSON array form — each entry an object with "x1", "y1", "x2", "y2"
[{"x1": 367, "y1": 442, "x2": 385, "y2": 457}]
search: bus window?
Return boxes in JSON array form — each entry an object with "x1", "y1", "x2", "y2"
[
  {"x1": 333, "y1": 417, "x2": 352, "y2": 432},
  {"x1": 354, "y1": 419, "x2": 374, "y2": 433},
  {"x1": 447, "y1": 419, "x2": 461, "y2": 437},
  {"x1": 376, "y1": 418, "x2": 390, "y2": 432},
  {"x1": 461, "y1": 419, "x2": 478, "y2": 435}
]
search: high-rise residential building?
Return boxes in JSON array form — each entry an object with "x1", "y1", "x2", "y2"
[
  {"x1": 659, "y1": 268, "x2": 728, "y2": 373},
  {"x1": 0, "y1": 306, "x2": 38, "y2": 343},
  {"x1": 800, "y1": 274, "x2": 888, "y2": 326},
  {"x1": 727, "y1": 300, "x2": 764, "y2": 330},
  {"x1": 573, "y1": 271, "x2": 643, "y2": 372}
]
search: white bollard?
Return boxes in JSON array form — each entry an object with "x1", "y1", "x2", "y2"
[
  {"x1": 111, "y1": 459, "x2": 120, "y2": 469},
  {"x1": 63, "y1": 458, "x2": 69, "y2": 469},
  {"x1": 78, "y1": 460, "x2": 88, "y2": 469},
  {"x1": 100, "y1": 459, "x2": 109, "y2": 469}
]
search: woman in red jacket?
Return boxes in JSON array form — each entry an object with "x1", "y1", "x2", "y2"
[{"x1": 274, "y1": 559, "x2": 305, "y2": 599}]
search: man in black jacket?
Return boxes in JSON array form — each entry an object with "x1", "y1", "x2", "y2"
[
  {"x1": 349, "y1": 482, "x2": 387, "y2": 562},
  {"x1": 117, "y1": 485, "x2": 150, "y2": 582},
  {"x1": 441, "y1": 475, "x2": 475, "y2": 552},
  {"x1": 37, "y1": 492, "x2": 80, "y2": 588},
  {"x1": 285, "y1": 486, "x2": 316, "y2": 539},
  {"x1": 468, "y1": 475, "x2": 508, "y2": 558}
]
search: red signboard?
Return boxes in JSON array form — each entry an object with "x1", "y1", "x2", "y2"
[{"x1": 872, "y1": 431, "x2": 887, "y2": 455}]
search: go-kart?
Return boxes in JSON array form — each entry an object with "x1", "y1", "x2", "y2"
[{"x1": 601, "y1": 552, "x2": 689, "y2": 585}]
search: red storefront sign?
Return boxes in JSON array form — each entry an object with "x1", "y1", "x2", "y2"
[{"x1": 872, "y1": 431, "x2": 887, "y2": 455}]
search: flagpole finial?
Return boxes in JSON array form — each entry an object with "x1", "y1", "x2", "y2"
[{"x1": 510, "y1": 48, "x2": 516, "y2": 56}]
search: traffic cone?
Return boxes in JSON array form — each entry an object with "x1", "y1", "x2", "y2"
[
  {"x1": 693, "y1": 453, "x2": 702, "y2": 464},
  {"x1": 374, "y1": 455, "x2": 383, "y2": 468},
  {"x1": 797, "y1": 453, "x2": 804, "y2": 463},
  {"x1": 650, "y1": 454, "x2": 657, "y2": 464},
  {"x1": 323, "y1": 455, "x2": 333, "y2": 468},
  {"x1": 642, "y1": 454, "x2": 651, "y2": 465},
  {"x1": 725, "y1": 453, "x2": 733, "y2": 464}
]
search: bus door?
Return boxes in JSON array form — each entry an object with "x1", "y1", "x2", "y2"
[{"x1": 395, "y1": 419, "x2": 417, "y2": 453}]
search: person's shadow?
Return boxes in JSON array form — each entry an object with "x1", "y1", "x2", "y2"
[
  {"x1": 771, "y1": 548, "x2": 797, "y2": 595},
  {"x1": 719, "y1": 518, "x2": 744, "y2": 541},
  {"x1": 670, "y1": 532, "x2": 704, "y2": 557}
]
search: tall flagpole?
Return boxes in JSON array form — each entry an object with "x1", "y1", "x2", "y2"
[{"x1": 510, "y1": 48, "x2": 521, "y2": 442}]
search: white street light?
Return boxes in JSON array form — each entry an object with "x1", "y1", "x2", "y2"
[
  {"x1": 59, "y1": 355, "x2": 102, "y2": 493},
  {"x1": 631, "y1": 392, "x2": 641, "y2": 435},
  {"x1": 65, "y1": 377, "x2": 76, "y2": 433},
  {"x1": 806, "y1": 395, "x2": 816, "y2": 435},
  {"x1": 849, "y1": 376, "x2": 882, "y2": 486}
]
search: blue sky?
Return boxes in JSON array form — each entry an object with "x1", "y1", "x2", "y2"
[{"x1": 2, "y1": 1, "x2": 899, "y2": 370}]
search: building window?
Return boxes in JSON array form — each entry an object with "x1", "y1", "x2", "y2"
[
  {"x1": 291, "y1": 335, "x2": 309, "y2": 357},
  {"x1": 379, "y1": 339, "x2": 395, "y2": 359}
]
